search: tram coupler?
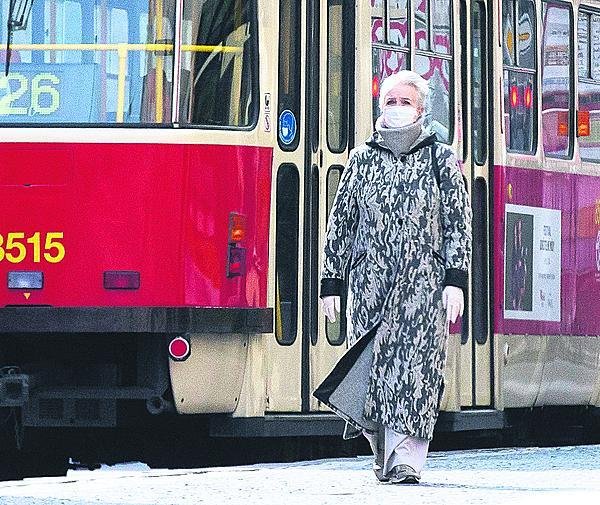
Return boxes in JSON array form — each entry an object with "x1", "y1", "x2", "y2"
[{"x1": 0, "y1": 373, "x2": 29, "y2": 407}]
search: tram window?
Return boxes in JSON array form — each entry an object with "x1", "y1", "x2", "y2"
[
  {"x1": 472, "y1": 1, "x2": 487, "y2": 165},
  {"x1": 413, "y1": 0, "x2": 453, "y2": 144},
  {"x1": 372, "y1": 0, "x2": 385, "y2": 44},
  {"x1": 517, "y1": 1, "x2": 536, "y2": 70},
  {"x1": 327, "y1": 0, "x2": 349, "y2": 153},
  {"x1": 308, "y1": 0, "x2": 320, "y2": 153},
  {"x1": 591, "y1": 15, "x2": 600, "y2": 80},
  {"x1": 578, "y1": 13, "x2": 589, "y2": 79},
  {"x1": 0, "y1": 0, "x2": 176, "y2": 125},
  {"x1": 541, "y1": 2, "x2": 573, "y2": 159},
  {"x1": 275, "y1": 165, "x2": 300, "y2": 346},
  {"x1": 278, "y1": 0, "x2": 301, "y2": 150},
  {"x1": 388, "y1": 0, "x2": 408, "y2": 48},
  {"x1": 504, "y1": 71, "x2": 536, "y2": 153},
  {"x1": 415, "y1": 55, "x2": 453, "y2": 144},
  {"x1": 414, "y1": 0, "x2": 451, "y2": 55},
  {"x1": 431, "y1": 0, "x2": 451, "y2": 55},
  {"x1": 415, "y1": 0, "x2": 430, "y2": 51},
  {"x1": 577, "y1": 10, "x2": 600, "y2": 162},
  {"x1": 502, "y1": 0, "x2": 516, "y2": 66},
  {"x1": 503, "y1": 0, "x2": 537, "y2": 70},
  {"x1": 372, "y1": 47, "x2": 408, "y2": 121},
  {"x1": 44, "y1": 1, "x2": 83, "y2": 63},
  {"x1": 1, "y1": 0, "x2": 32, "y2": 62},
  {"x1": 502, "y1": 0, "x2": 537, "y2": 154},
  {"x1": 325, "y1": 166, "x2": 346, "y2": 346},
  {"x1": 179, "y1": 0, "x2": 257, "y2": 128}
]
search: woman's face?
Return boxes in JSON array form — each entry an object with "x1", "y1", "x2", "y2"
[{"x1": 382, "y1": 83, "x2": 423, "y2": 116}]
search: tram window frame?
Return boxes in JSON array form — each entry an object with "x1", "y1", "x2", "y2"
[
  {"x1": 275, "y1": 164, "x2": 301, "y2": 346},
  {"x1": 415, "y1": 0, "x2": 451, "y2": 56},
  {"x1": 308, "y1": 0, "x2": 320, "y2": 154},
  {"x1": 540, "y1": 1, "x2": 574, "y2": 160},
  {"x1": 471, "y1": 0, "x2": 488, "y2": 166},
  {"x1": 324, "y1": 165, "x2": 346, "y2": 346},
  {"x1": 309, "y1": 164, "x2": 320, "y2": 346},
  {"x1": 388, "y1": 0, "x2": 410, "y2": 48},
  {"x1": 177, "y1": 0, "x2": 260, "y2": 130},
  {"x1": 326, "y1": 0, "x2": 352, "y2": 154},
  {"x1": 502, "y1": 0, "x2": 538, "y2": 155},
  {"x1": 276, "y1": 0, "x2": 302, "y2": 150},
  {"x1": 413, "y1": 0, "x2": 455, "y2": 145},
  {"x1": 0, "y1": 0, "x2": 179, "y2": 127},
  {"x1": 577, "y1": 8, "x2": 600, "y2": 163},
  {"x1": 371, "y1": 1, "x2": 411, "y2": 122}
]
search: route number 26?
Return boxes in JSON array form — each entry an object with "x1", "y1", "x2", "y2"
[{"x1": 0, "y1": 73, "x2": 60, "y2": 116}]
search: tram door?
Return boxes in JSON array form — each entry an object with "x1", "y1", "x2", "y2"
[
  {"x1": 459, "y1": 0, "x2": 493, "y2": 408},
  {"x1": 267, "y1": 0, "x2": 359, "y2": 413},
  {"x1": 306, "y1": 0, "x2": 358, "y2": 412}
]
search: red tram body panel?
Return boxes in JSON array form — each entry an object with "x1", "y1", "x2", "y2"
[{"x1": 0, "y1": 143, "x2": 273, "y2": 308}]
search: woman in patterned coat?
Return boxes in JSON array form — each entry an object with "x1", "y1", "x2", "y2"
[{"x1": 314, "y1": 71, "x2": 472, "y2": 484}]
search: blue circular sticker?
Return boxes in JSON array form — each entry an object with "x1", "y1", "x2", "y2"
[{"x1": 278, "y1": 109, "x2": 297, "y2": 145}]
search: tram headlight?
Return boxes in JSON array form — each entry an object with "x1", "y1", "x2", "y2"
[{"x1": 8, "y1": 271, "x2": 43, "y2": 289}]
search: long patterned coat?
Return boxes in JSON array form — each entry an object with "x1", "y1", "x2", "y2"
[{"x1": 318, "y1": 131, "x2": 472, "y2": 440}]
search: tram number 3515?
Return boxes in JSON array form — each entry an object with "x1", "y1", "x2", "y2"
[
  {"x1": 0, "y1": 232, "x2": 65, "y2": 264},
  {"x1": 0, "y1": 73, "x2": 60, "y2": 116}
]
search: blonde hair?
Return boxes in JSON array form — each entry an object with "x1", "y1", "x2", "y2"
[{"x1": 378, "y1": 70, "x2": 430, "y2": 110}]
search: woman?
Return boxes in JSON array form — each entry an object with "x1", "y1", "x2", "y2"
[{"x1": 315, "y1": 71, "x2": 472, "y2": 484}]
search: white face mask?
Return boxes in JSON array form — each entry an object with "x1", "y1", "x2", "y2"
[{"x1": 382, "y1": 105, "x2": 419, "y2": 128}]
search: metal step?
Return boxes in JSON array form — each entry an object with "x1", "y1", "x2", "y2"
[{"x1": 209, "y1": 409, "x2": 506, "y2": 438}]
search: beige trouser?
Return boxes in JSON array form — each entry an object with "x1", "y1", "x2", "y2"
[{"x1": 363, "y1": 426, "x2": 429, "y2": 476}]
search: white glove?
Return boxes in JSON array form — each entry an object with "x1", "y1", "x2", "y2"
[
  {"x1": 442, "y1": 286, "x2": 464, "y2": 324},
  {"x1": 321, "y1": 296, "x2": 341, "y2": 323}
]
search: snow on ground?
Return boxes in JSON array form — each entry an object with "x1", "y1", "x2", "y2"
[{"x1": 1, "y1": 445, "x2": 600, "y2": 505}]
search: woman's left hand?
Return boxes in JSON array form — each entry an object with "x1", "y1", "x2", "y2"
[{"x1": 442, "y1": 286, "x2": 464, "y2": 324}]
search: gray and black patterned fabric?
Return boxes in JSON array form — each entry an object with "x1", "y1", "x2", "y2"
[{"x1": 318, "y1": 131, "x2": 472, "y2": 440}]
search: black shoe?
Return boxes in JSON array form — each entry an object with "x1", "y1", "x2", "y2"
[{"x1": 388, "y1": 464, "x2": 420, "y2": 484}]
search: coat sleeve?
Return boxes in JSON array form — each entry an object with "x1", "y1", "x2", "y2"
[
  {"x1": 438, "y1": 147, "x2": 472, "y2": 293},
  {"x1": 320, "y1": 150, "x2": 360, "y2": 297}
]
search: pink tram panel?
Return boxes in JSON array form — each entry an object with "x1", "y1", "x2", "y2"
[
  {"x1": 0, "y1": 143, "x2": 273, "y2": 309},
  {"x1": 494, "y1": 164, "x2": 600, "y2": 336}
]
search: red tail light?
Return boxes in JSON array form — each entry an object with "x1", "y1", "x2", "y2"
[
  {"x1": 168, "y1": 336, "x2": 190, "y2": 361},
  {"x1": 229, "y1": 213, "x2": 246, "y2": 243},
  {"x1": 578, "y1": 110, "x2": 591, "y2": 137},
  {"x1": 227, "y1": 245, "x2": 246, "y2": 277},
  {"x1": 524, "y1": 85, "x2": 532, "y2": 109},
  {"x1": 372, "y1": 74, "x2": 380, "y2": 99},
  {"x1": 557, "y1": 111, "x2": 568, "y2": 137},
  {"x1": 103, "y1": 271, "x2": 140, "y2": 290},
  {"x1": 510, "y1": 85, "x2": 519, "y2": 108},
  {"x1": 227, "y1": 212, "x2": 247, "y2": 278}
]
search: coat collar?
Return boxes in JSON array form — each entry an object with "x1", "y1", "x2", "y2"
[{"x1": 366, "y1": 129, "x2": 437, "y2": 157}]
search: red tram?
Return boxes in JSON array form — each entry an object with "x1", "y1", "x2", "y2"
[{"x1": 2, "y1": 0, "x2": 600, "y2": 460}]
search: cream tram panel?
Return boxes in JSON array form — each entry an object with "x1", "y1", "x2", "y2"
[
  {"x1": 536, "y1": 336, "x2": 600, "y2": 406},
  {"x1": 170, "y1": 333, "x2": 249, "y2": 414},
  {"x1": 500, "y1": 335, "x2": 547, "y2": 408}
]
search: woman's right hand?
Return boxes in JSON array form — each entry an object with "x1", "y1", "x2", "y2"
[{"x1": 321, "y1": 296, "x2": 341, "y2": 323}]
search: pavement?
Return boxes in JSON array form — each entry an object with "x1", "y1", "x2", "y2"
[{"x1": 0, "y1": 444, "x2": 599, "y2": 504}]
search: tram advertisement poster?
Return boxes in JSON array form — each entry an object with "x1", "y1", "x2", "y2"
[{"x1": 504, "y1": 204, "x2": 561, "y2": 322}]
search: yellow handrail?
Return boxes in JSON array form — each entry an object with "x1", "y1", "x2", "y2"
[
  {"x1": 9, "y1": 43, "x2": 242, "y2": 53},
  {"x1": 7, "y1": 43, "x2": 242, "y2": 122},
  {"x1": 156, "y1": 0, "x2": 163, "y2": 122}
]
